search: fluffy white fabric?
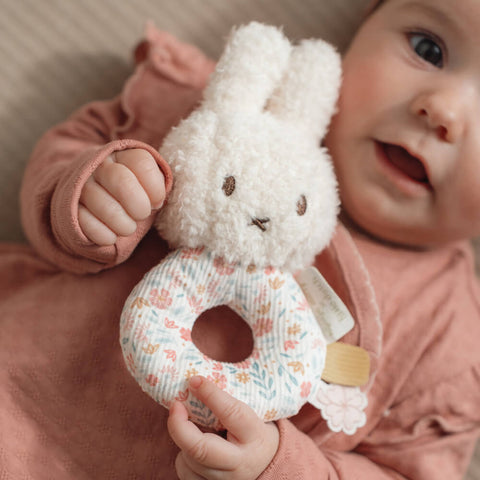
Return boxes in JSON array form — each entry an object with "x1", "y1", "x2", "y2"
[{"x1": 156, "y1": 22, "x2": 341, "y2": 272}]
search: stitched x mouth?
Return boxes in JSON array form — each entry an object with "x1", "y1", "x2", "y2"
[
  {"x1": 382, "y1": 143, "x2": 430, "y2": 186},
  {"x1": 251, "y1": 217, "x2": 270, "y2": 231}
]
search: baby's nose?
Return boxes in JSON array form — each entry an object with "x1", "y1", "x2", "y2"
[
  {"x1": 251, "y1": 217, "x2": 270, "y2": 232},
  {"x1": 410, "y1": 80, "x2": 473, "y2": 143}
]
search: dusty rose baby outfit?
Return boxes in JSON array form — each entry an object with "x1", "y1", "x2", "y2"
[{"x1": 1, "y1": 25, "x2": 479, "y2": 479}]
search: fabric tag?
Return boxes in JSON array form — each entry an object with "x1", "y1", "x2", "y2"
[
  {"x1": 321, "y1": 342, "x2": 370, "y2": 387},
  {"x1": 295, "y1": 266, "x2": 355, "y2": 343}
]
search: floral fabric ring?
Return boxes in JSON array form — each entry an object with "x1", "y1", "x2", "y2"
[{"x1": 120, "y1": 247, "x2": 329, "y2": 429}]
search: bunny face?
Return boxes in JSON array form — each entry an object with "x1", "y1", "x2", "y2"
[{"x1": 155, "y1": 23, "x2": 342, "y2": 271}]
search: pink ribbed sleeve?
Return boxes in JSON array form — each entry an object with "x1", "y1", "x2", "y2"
[
  {"x1": 21, "y1": 103, "x2": 172, "y2": 273},
  {"x1": 20, "y1": 25, "x2": 215, "y2": 274}
]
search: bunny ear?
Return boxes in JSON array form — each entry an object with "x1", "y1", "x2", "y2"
[
  {"x1": 202, "y1": 22, "x2": 292, "y2": 113},
  {"x1": 267, "y1": 39, "x2": 342, "y2": 139}
]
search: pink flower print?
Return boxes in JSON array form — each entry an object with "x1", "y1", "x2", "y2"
[
  {"x1": 120, "y1": 311, "x2": 135, "y2": 335},
  {"x1": 145, "y1": 374, "x2": 159, "y2": 387},
  {"x1": 252, "y1": 318, "x2": 273, "y2": 337},
  {"x1": 181, "y1": 247, "x2": 205, "y2": 260},
  {"x1": 150, "y1": 288, "x2": 173, "y2": 309},
  {"x1": 188, "y1": 296, "x2": 203, "y2": 314},
  {"x1": 251, "y1": 348, "x2": 261, "y2": 360},
  {"x1": 284, "y1": 339, "x2": 299, "y2": 351},
  {"x1": 175, "y1": 389, "x2": 189, "y2": 402},
  {"x1": 169, "y1": 274, "x2": 183, "y2": 289},
  {"x1": 313, "y1": 336, "x2": 327, "y2": 350},
  {"x1": 161, "y1": 364, "x2": 179, "y2": 382},
  {"x1": 164, "y1": 349, "x2": 177, "y2": 362},
  {"x1": 315, "y1": 384, "x2": 368, "y2": 435},
  {"x1": 300, "y1": 381, "x2": 312, "y2": 398},
  {"x1": 206, "y1": 279, "x2": 220, "y2": 299},
  {"x1": 125, "y1": 353, "x2": 136, "y2": 374},
  {"x1": 180, "y1": 327, "x2": 192, "y2": 342},
  {"x1": 212, "y1": 362, "x2": 223, "y2": 371},
  {"x1": 164, "y1": 317, "x2": 178, "y2": 329},
  {"x1": 134, "y1": 323, "x2": 149, "y2": 344},
  {"x1": 264, "y1": 265, "x2": 276, "y2": 275},
  {"x1": 213, "y1": 256, "x2": 236, "y2": 276},
  {"x1": 233, "y1": 359, "x2": 252, "y2": 369},
  {"x1": 207, "y1": 372, "x2": 227, "y2": 390},
  {"x1": 254, "y1": 286, "x2": 268, "y2": 304},
  {"x1": 296, "y1": 297, "x2": 309, "y2": 311}
]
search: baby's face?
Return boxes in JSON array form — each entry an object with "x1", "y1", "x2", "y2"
[{"x1": 325, "y1": 0, "x2": 480, "y2": 247}]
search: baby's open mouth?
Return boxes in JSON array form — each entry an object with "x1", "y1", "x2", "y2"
[{"x1": 381, "y1": 143, "x2": 431, "y2": 188}]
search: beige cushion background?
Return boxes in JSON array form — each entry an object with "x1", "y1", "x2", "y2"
[{"x1": 0, "y1": 0, "x2": 478, "y2": 477}]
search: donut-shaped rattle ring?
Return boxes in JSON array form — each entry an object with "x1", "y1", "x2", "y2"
[{"x1": 120, "y1": 247, "x2": 327, "y2": 429}]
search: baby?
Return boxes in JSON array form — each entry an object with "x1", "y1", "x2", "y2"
[{"x1": 12, "y1": 0, "x2": 480, "y2": 478}]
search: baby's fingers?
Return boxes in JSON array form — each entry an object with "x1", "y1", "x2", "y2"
[
  {"x1": 93, "y1": 154, "x2": 153, "y2": 221},
  {"x1": 80, "y1": 177, "x2": 137, "y2": 241},
  {"x1": 187, "y1": 376, "x2": 261, "y2": 444},
  {"x1": 114, "y1": 149, "x2": 166, "y2": 211},
  {"x1": 78, "y1": 205, "x2": 117, "y2": 246},
  {"x1": 168, "y1": 400, "x2": 239, "y2": 471},
  {"x1": 174, "y1": 454, "x2": 206, "y2": 480}
]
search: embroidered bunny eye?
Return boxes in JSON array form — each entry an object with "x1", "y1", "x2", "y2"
[
  {"x1": 222, "y1": 176, "x2": 236, "y2": 196},
  {"x1": 296, "y1": 195, "x2": 307, "y2": 216}
]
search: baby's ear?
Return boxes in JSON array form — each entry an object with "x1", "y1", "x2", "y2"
[
  {"x1": 202, "y1": 22, "x2": 292, "y2": 114},
  {"x1": 267, "y1": 39, "x2": 342, "y2": 140}
]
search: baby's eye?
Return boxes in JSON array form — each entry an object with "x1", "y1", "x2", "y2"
[
  {"x1": 222, "y1": 176, "x2": 236, "y2": 196},
  {"x1": 409, "y1": 33, "x2": 444, "y2": 68}
]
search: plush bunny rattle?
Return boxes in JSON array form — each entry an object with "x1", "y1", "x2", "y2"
[{"x1": 120, "y1": 22, "x2": 368, "y2": 435}]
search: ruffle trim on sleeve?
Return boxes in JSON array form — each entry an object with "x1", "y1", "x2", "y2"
[{"x1": 113, "y1": 22, "x2": 216, "y2": 141}]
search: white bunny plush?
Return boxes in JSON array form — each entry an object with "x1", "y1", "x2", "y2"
[
  {"x1": 157, "y1": 23, "x2": 339, "y2": 271},
  {"x1": 120, "y1": 23, "x2": 368, "y2": 435}
]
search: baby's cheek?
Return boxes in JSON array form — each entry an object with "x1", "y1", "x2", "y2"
[{"x1": 454, "y1": 182, "x2": 480, "y2": 237}]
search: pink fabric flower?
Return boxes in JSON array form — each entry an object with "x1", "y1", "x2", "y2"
[
  {"x1": 187, "y1": 296, "x2": 203, "y2": 314},
  {"x1": 207, "y1": 372, "x2": 227, "y2": 390},
  {"x1": 300, "y1": 381, "x2": 312, "y2": 398},
  {"x1": 252, "y1": 317, "x2": 273, "y2": 337},
  {"x1": 175, "y1": 390, "x2": 189, "y2": 402},
  {"x1": 164, "y1": 317, "x2": 178, "y2": 329},
  {"x1": 213, "y1": 256, "x2": 236, "y2": 276},
  {"x1": 150, "y1": 288, "x2": 173, "y2": 309},
  {"x1": 314, "y1": 384, "x2": 367, "y2": 435},
  {"x1": 233, "y1": 359, "x2": 252, "y2": 369},
  {"x1": 264, "y1": 266, "x2": 276, "y2": 275},
  {"x1": 284, "y1": 339, "x2": 299, "y2": 351},
  {"x1": 181, "y1": 247, "x2": 205, "y2": 260},
  {"x1": 145, "y1": 374, "x2": 159, "y2": 387},
  {"x1": 180, "y1": 327, "x2": 191, "y2": 342},
  {"x1": 164, "y1": 349, "x2": 177, "y2": 362}
]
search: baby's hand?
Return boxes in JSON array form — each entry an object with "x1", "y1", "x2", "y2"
[
  {"x1": 168, "y1": 376, "x2": 279, "y2": 480},
  {"x1": 79, "y1": 149, "x2": 165, "y2": 245}
]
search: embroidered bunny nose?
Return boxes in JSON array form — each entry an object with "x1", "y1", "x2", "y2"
[{"x1": 251, "y1": 217, "x2": 270, "y2": 232}]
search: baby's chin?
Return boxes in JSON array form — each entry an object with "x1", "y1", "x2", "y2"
[{"x1": 338, "y1": 208, "x2": 445, "y2": 251}]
